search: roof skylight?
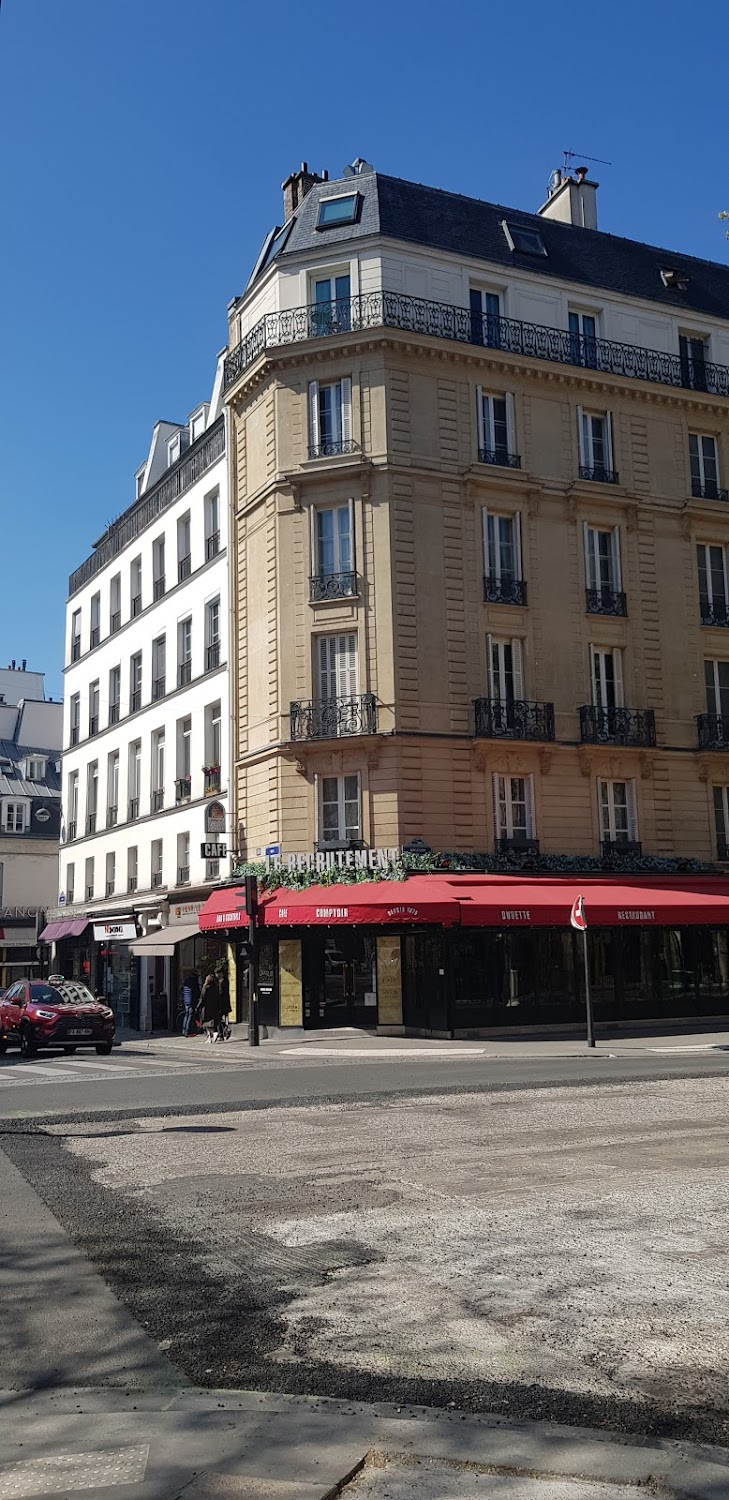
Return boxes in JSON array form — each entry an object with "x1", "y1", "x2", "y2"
[
  {"x1": 502, "y1": 221, "x2": 547, "y2": 257},
  {"x1": 317, "y1": 193, "x2": 360, "y2": 228}
]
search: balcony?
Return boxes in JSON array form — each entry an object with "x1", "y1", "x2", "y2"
[
  {"x1": 88, "y1": 715, "x2": 99, "y2": 737},
  {"x1": 178, "y1": 661, "x2": 192, "y2": 688},
  {"x1": 697, "y1": 712, "x2": 729, "y2": 749},
  {"x1": 85, "y1": 814, "x2": 97, "y2": 836},
  {"x1": 474, "y1": 697, "x2": 555, "y2": 741},
  {"x1": 602, "y1": 839, "x2": 642, "y2": 859},
  {"x1": 178, "y1": 554, "x2": 192, "y2": 583},
  {"x1": 90, "y1": 627, "x2": 100, "y2": 649},
  {"x1": 309, "y1": 571, "x2": 359, "y2": 603},
  {"x1": 127, "y1": 797, "x2": 139, "y2": 821},
  {"x1": 67, "y1": 820, "x2": 77, "y2": 841},
  {"x1": 206, "y1": 642, "x2": 221, "y2": 672},
  {"x1": 106, "y1": 805, "x2": 118, "y2": 828},
  {"x1": 308, "y1": 438, "x2": 358, "y2": 460},
  {"x1": 151, "y1": 788, "x2": 164, "y2": 812},
  {"x1": 175, "y1": 776, "x2": 192, "y2": 802},
  {"x1": 290, "y1": 692, "x2": 377, "y2": 741},
  {"x1": 131, "y1": 595, "x2": 142, "y2": 618},
  {"x1": 691, "y1": 479, "x2": 728, "y2": 502},
  {"x1": 224, "y1": 292, "x2": 729, "y2": 401},
  {"x1": 498, "y1": 836, "x2": 540, "y2": 856},
  {"x1": 586, "y1": 587, "x2": 627, "y2": 617},
  {"x1": 579, "y1": 465, "x2": 619, "y2": 485},
  {"x1": 483, "y1": 576, "x2": 527, "y2": 606},
  {"x1": 203, "y1": 767, "x2": 221, "y2": 795},
  {"x1": 700, "y1": 601, "x2": 729, "y2": 627},
  {"x1": 579, "y1": 705, "x2": 656, "y2": 747},
  {"x1": 478, "y1": 447, "x2": 521, "y2": 469},
  {"x1": 110, "y1": 611, "x2": 121, "y2": 634},
  {"x1": 152, "y1": 676, "x2": 166, "y2": 701},
  {"x1": 127, "y1": 876, "x2": 138, "y2": 894},
  {"x1": 153, "y1": 576, "x2": 166, "y2": 600},
  {"x1": 206, "y1": 532, "x2": 220, "y2": 561},
  {"x1": 177, "y1": 865, "x2": 190, "y2": 885},
  {"x1": 109, "y1": 703, "x2": 120, "y2": 724}
]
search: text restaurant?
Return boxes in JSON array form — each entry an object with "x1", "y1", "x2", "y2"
[{"x1": 197, "y1": 857, "x2": 729, "y2": 1034}]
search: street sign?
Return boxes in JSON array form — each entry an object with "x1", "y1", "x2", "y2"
[
  {"x1": 570, "y1": 894, "x2": 587, "y2": 931},
  {"x1": 265, "y1": 844, "x2": 280, "y2": 857},
  {"x1": 201, "y1": 842, "x2": 227, "y2": 858}
]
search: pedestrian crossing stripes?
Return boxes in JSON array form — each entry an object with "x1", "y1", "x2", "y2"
[{"x1": 0, "y1": 1051, "x2": 246, "y2": 1088}]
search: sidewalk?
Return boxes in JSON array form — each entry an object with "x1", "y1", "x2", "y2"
[{"x1": 0, "y1": 1386, "x2": 727, "y2": 1499}]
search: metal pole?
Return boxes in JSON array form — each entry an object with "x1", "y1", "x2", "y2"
[
  {"x1": 245, "y1": 875, "x2": 260, "y2": 1048},
  {"x1": 582, "y1": 927, "x2": 595, "y2": 1048}
]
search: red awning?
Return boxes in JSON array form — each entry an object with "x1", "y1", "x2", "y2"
[
  {"x1": 38, "y1": 918, "x2": 89, "y2": 943},
  {"x1": 259, "y1": 877, "x2": 462, "y2": 927},
  {"x1": 199, "y1": 885, "x2": 250, "y2": 932},
  {"x1": 451, "y1": 875, "x2": 729, "y2": 928}
]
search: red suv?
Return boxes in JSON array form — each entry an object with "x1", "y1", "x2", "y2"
[{"x1": 0, "y1": 977, "x2": 116, "y2": 1058}]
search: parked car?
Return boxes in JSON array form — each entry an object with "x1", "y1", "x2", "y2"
[{"x1": 0, "y1": 977, "x2": 115, "y2": 1057}]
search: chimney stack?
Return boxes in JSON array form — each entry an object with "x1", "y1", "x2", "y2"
[
  {"x1": 281, "y1": 161, "x2": 328, "y2": 222},
  {"x1": 538, "y1": 167, "x2": 598, "y2": 230}
]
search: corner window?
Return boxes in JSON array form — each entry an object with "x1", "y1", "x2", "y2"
[
  {"x1": 318, "y1": 772, "x2": 361, "y2": 845},
  {"x1": 316, "y1": 193, "x2": 360, "y2": 228},
  {"x1": 487, "y1": 636, "x2": 524, "y2": 705},
  {"x1": 308, "y1": 377, "x2": 353, "y2": 459},
  {"x1": 705, "y1": 659, "x2": 729, "y2": 720},
  {"x1": 311, "y1": 503, "x2": 355, "y2": 598},
  {"x1": 501, "y1": 221, "x2": 547, "y2": 256},
  {"x1": 316, "y1": 634, "x2": 358, "y2": 701},
  {"x1": 493, "y1": 774, "x2": 535, "y2": 845},
  {"x1": 71, "y1": 609, "x2": 81, "y2": 662},
  {"x1": 312, "y1": 272, "x2": 351, "y2": 335},
  {"x1": 70, "y1": 693, "x2": 80, "y2": 745},
  {"x1": 598, "y1": 779, "x2": 637, "y2": 846}
]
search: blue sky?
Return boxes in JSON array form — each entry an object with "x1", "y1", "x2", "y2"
[{"x1": 2, "y1": 0, "x2": 728, "y2": 699}]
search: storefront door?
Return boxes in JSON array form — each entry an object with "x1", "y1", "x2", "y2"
[{"x1": 314, "y1": 932, "x2": 377, "y2": 1028}]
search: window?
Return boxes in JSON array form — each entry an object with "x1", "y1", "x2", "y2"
[
  {"x1": 71, "y1": 609, "x2": 81, "y2": 661},
  {"x1": 3, "y1": 801, "x2": 27, "y2": 833},
  {"x1": 168, "y1": 432, "x2": 182, "y2": 467},
  {"x1": 205, "y1": 490, "x2": 220, "y2": 560},
  {"x1": 190, "y1": 407, "x2": 207, "y2": 442},
  {"x1": 127, "y1": 846, "x2": 138, "y2": 894},
  {"x1": 501, "y1": 221, "x2": 547, "y2": 256},
  {"x1": 205, "y1": 598, "x2": 221, "y2": 671},
  {"x1": 697, "y1": 544, "x2": 729, "y2": 625},
  {"x1": 591, "y1": 647, "x2": 623, "y2": 709},
  {"x1": 469, "y1": 288, "x2": 502, "y2": 349},
  {"x1": 65, "y1": 862, "x2": 74, "y2": 905},
  {"x1": 84, "y1": 856, "x2": 95, "y2": 902},
  {"x1": 130, "y1": 556, "x2": 142, "y2": 616},
  {"x1": 107, "y1": 751, "x2": 119, "y2": 827},
  {"x1": 598, "y1": 779, "x2": 637, "y2": 846},
  {"x1": 713, "y1": 786, "x2": 729, "y2": 859},
  {"x1": 584, "y1": 525, "x2": 624, "y2": 613},
  {"x1": 27, "y1": 758, "x2": 45, "y2": 781},
  {"x1": 308, "y1": 377, "x2": 352, "y2": 458},
  {"x1": 70, "y1": 693, "x2": 80, "y2": 745},
  {"x1": 105, "y1": 851, "x2": 115, "y2": 897},
  {"x1": 177, "y1": 831, "x2": 190, "y2": 885},
  {"x1": 318, "y1": 772, "x2": 361, "y2": 845},
  {"x1": 151, "y1": 729, "x2": 165, "y2": 812},
  {"x1": 578, "y1": 408, "x2": 616, "y2": 483},
  {"x1": 705, "y1": 659, "x2": 729, "y2": 723},
  {"x1": 689, "y1": 433, "x2": 722, "y2": 500},
  {"x1": 128, "y1": 741, "x2": 141, "y2": 821},
  {"x1": 493, "y1": 774, "x2": 535, "y2": 844},
  {"x1": 487, "y1": 636, "x2": 524, "y2": 704},
  {"x1": 204, "y1": 702, "x2": 222, "y2": 786},
  {"x1": 206, "y1": 858, "x2": 220, "y2": 881},
  {"x1": 88, "y1": 680, "x2": 100, "y2": 737},
  {"x1": 130, "y1": 652, "x2": 142, "y2": 712},
  {"x1": 476, "y1": 389, "x2": 517, "y2": 466},
  {"x1": 313, "y1": 504, "x2": 354, "y2": 592},
  {"x1": 85, "y1": 762, "x2": 98, "y2": 835},
  {"x1": 152, "y1": 635, "x2": 166, "y2": 699},
  {"x1": 110, "y1": 574, "x2": 121, "y2": 633},
  {"x1": 90, "y1": 592, "x2": 101, "y2": 648},
  {"x1": 153, "y1": 536, "x2": 166, "y2": 599},
  {"x1": 135, "y1": 467, "x2": 146, "y2": 499},
  {"x1": 317, "y1": 193, "x2": 360, "y2": 228},
  {"x1": 312, "y1": 272, "x2": 351, "y2": 335},
  {"x1": 568, "y1": 310, "x2": 598, "y2": 369},
  {"x1": 178, "y1": 512, "x2": 191, "y2": 581},
  {"x1": 178, "y1": 617, "x2": 192, "y2": 685},
  {"x1": 109, "y1": 665, "x2": 121, "y2": 724},
  {"x1": 680, "y1": 333, "x2": 708, "y2": 392},
  {"x1": 176, "y1": 717, "x2": 192, "y2": 800},
  {"x1": 483, "y1": 512, "x2": 524, "y2": 605},
  {"x1": 67, "y1": 771, "x2": 79, "y2": 839},
  {"x1": 317, "y1": 633, "x2": 357, "y2": 701},
  {"x1": 151, "y1": 839, "x2": 163, "y2": 888}
]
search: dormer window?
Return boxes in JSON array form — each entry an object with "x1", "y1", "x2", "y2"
[
  {"x1": 168, "y1": 432, "x2": 182, "y2": 467},
  {"x1": 660, "y1": 266, "x2": 689, "y2": 291},
  {"x1": 27, "y1": 759, "x2": 45, "y2": 781},
  {"x1": 501, "y1": 221, "x2": 547, "y2": 257},
  {"x1": 317, "y1": 193, "x2": 360, "y2": 229},
  {"x1": 134, "y1": 467, "x2": 146, "y2": 499},
  {"x1": 189, "y1": 407, "x2": 208, "y2": 443}
]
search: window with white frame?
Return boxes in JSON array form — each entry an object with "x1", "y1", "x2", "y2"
[
  {"x1": 151, "y1": 838, "x2": 163, "y2": 887},
  {"x1": 71, "y1": 609, "x2": 81, "y2": 661},
  {"x1": 135, "y1": 467, "x2": 145, "y2": 499},
  {"x1": 107, "y1": 751, "x2": 119, "y2": 826},
  {"x1": 568, "y1": 309, "x2": 598, "y2": 368},
  {"x1": 487, "y1": 635, "x2": 524, "y2": 704},
  {"x1": 130, "y1": 652, "x2": 142, "y2": 712},
  {"x1": 110, "y1": 573, "x2": 121, "y2": 633},
  {"x1": 705, "y1": 659, "x2": 729, "y2": 722},
  {"x1": 153, "y1": 536, "x2": 166, "y2": 598},
  {"x1": 318, "y1": 772, "x2": 361, "y2": 846},
  {"x1": 713, "y1": 786, "x2": 729, "y2": 859},
  {"x1": 476, "y1": 389, "x2": 516, "y2": 465},
  {"x1": 151, "y1": 729, "x2": 165, "y2": 811},
  {"x1": 65, "y1": 861, "x2": 75, "y2": 905},
  {"x1": 598, "y1": 779, "x2": 637, "y2": 846},
  {"x1": 178, "y1": 617, "x2": 192, "y2": 685},
  {"x1": 130, "y1": 556, "x2": 142, "y2": 616},
  {"x1": 577, "y1": 407, "x2": 615, "y2": 482},
  {"x1": 308, "y1": 377, "x2": 352, "y2": 458},
  {"x1": 590, "y1": 646, "x2": 623, "y2": 710},
  {"x1": 312, "y1": 502, "x2": 354, "y2": 588},
  {"x1": 697, "y1": 544, "x2": 729, "y2": 625},
  {"x1": 3, "y1": 800, "x2": 28, "y2": 833},
  {"x1": 152, "y1": 636, "x2": 166, "y2": 699},
  {"x1": 85, "y1": 762, "x2": 98, "y2": 834},
  {"x1": 168, "y1": 431, "x2": 182, "y2": 467},
  {"x1": 88, "y1": 680, "x2": 100, "y2": 736},
  {"x1": 127, "y1": 845, "x2": 138, "y2": 893},
  {"x1": 105, "y1": 851, "x2": 115, "y2": 897},
  {"x1": 190, "y1": 407, "x2": 207, "y2": 442},
  {"x1": 469, "y1": 288, "x2": 502, "y2": 348},
  {"x1": 109, "y1": 664, "x2": 121, "y2": 724},
  {"x1": 205, "y1": 490, "x2": 220, "y2": 560},
  {"x1": 584, "y1": 524, "x2": 623, "y2": 612},
  {"x1": 690, "y1": 433, "x2": 722, "y2": 499},
  {"x1": 26, "y1": 758, "x2": 45, "y2": 781},
  {"x1": 70, "y1": 693, "x2": 80, "y2": 745},
  {"x1": 482, "y1": 510, "x2": 522, "y2": 603},
  {"x1": 68, "y1": 771, "x2": 79, "y2": 838},
  {"x1": 205, "y1": 858, "x2": 220, "y2": 881},
  {"x1": 177, "y1": 831, "x2": 190, "y2": 884},
  {"x1": 493, "y1": 774, "x2": 535, "y2": 845},
  {"x1": 205, "y1": 598, "x2": 221, "y2": 671},
  {"x1": 680, "y1": 333, "x2": 708, "y2": 392},
  {"x1": 178, "y1": 512, "x2": 192, "y2": 581},
  {"x1": 204, "y1": 702, "x2": 221, "y2": 772},
  {"x1": 312, "y1": 271, "x2": 351, "y2": 335},
  {"x1": 176, "y1": 717, "x2": 192, "y2": 796},
  {"x1": 84, "y1": 855, "x2": 95, "y2": 901},
  {"x1": 317, "y1": 634, "x2": 357, "y2": 700},
  {"x1": 90, "y1": 592, "x2": 101, "y2": 648},
  {"x1": 128, "y1": 741, "x2": 141, "y2": 820}
]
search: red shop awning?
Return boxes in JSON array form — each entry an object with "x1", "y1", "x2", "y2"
[
  {"x1": 38, "y1": 918, "x2": 89, "y2": 943},
  {"x1": 259, "y1": 877, "x2": 462, "y2": 927},
  {"x1": 451, "y1": 875, "x2": 729, "y2": 928},
  {"x1": 199, "y1": 885, "x2": 250, "y2": 932}
]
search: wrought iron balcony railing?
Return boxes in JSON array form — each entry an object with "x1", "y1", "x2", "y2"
[
  {"x1": 175, "y1": 776, "x2": 192, "y2": 802},
  {"x1": 206, "y1": 642, "x2": 221, "y2": 671},
  {"x1": 70, "y1": 725, "x2": 80, "y2": 745},
  {"x1": 153, "y1": 677, "x2": 166, "y2": 700},
  {"x1": 579, "y1": 464, "x2": 619, "y2": 485},
  {"x1": 498, "y1": 836, "x2": 540, "y2": 855},
  {"x1": 110, "y1": 611, "x2": 121, "y2": 634},
  {"x1": 131, "y1": 595, "x2": 142, "y2": 618},
  {"x1": 585, "y1": 587, "x2": 627, "y2": 616},
  {"x1": 127, "y1": 798, "x2": 139, "y2": 821},
  {"x1": 130, "y1": 691, "x2": 141, "y2": 713},
  {"x1": 697, "y1": 712, "x2": 729, "y2": 749},
  {"x1": 90, "y1": 627, "x2": 100, "y2": 649},
  {"x1": 580, "y1": 705, "x2": 656, "y2": 747},
  {"x1": 153, "y1": 576, "x2": 166, "y2": 600},
  {"x1": 700, "y1": 600, "x2": 729, "y2": 626},
  {"x1": 177, "y1": 865, "x2": 190, "y2": 885},
  {"x1": 109, "y1": 703, "x2": 120, "y2": 724},
  {"x1": 106, "y1": 805, "x2": 117, "y2": 828},
  {"x1": 67, "y1": 820, "x2": 77, "y2": 841},
  {"x1": 203, "y1": 769, "x2": 221, "y2": 795},
  {"x1": 85, "y1": 814, "x2": 97, "y2": 836},
  {"x1": 602, "y1": 839, "x2": 642, "y2": 858},
  {"x1": 152, "y1": 871, "x2": 163, "y2": 888},
  {"x1": 474, "y1": 697, "x2": 555, "y2": 741},
  {"x1": 206, "y1": 532, "x2": 220, "y2": 560},
  {"x1": 309, "y1": 571, "x2": 359, "y2": 602},
  {"x1": 71, "y1": 639, "x2": 81, "y2": 662},
  {"x1": 151, "y1": 789, "x2": 164, "y2": 812},
  {"x1": 224, "y1": 291, "x2": 729, "y2": 403},
  {"x1": 178, "y1": 554, "x2": 191, "y2": 582},
  {"x1": 308, "y1": 438, "x2": 358, "y2": 460},
  {"x1": 290, "y1": 692, "x2": 377, "y2": 741},
  {"x1": 178, "y1": 661, "x2": 192, "y2": 687},
  {"x1": 88, "y1": 715, "x2": 99, "y2": 737},
  {"x1": 483, "y1": 576, "x2": 527, "y2": 606},
  {"x1": 478, "y1": 447, "x2": 521, "y2": 469},
  {"x1": 106, "y1": 880, "x2": 115, "y2": 897},
  {"x1": 691, "y1": 479, "x2": 729, "y2": 502},
  {"x1": 127, "y1": 876, "x2": 138, "y2": 894}
]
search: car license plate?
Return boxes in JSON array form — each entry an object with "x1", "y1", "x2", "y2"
[{"x1": 67, "y1": 1028, "x2": 92, "y2": 1037}]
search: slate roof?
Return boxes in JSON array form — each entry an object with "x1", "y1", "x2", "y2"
[
  {"x1": 0, "y1": 739, "x2": 61, "y2": 801},
  {"x1": 257, "y1": 170, "x2": 729, "y2": 324}
]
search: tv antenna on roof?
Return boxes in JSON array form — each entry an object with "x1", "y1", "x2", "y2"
[{"x1": 562, "y1": 149, "x2": 612, "y2": 174}]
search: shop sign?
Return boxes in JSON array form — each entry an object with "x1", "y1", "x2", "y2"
[
  {"x1": 169, "y1": 900, "x2": 204, "y2": 924},
  {"x1": 201, "y1": 842, "x2": 227, "y2": 858},
  {"x1": 501, "y1": 909, "x2": 532, "y2": 921},
  {"x1": 93, "y1": 921, "x2": 137, "y2": 942},
  {"x1": 617, "y1": 909, "x2": 655, "y2": 921},
  {"x1": 205, "y1": 802, "x2": 226, "y2": 834},
  {"x1": 267, "y1": 847, "x2": 400, "y2": 874},
  {"x1": 1, "y1": 906, "x2": 41, "y2": 922}
]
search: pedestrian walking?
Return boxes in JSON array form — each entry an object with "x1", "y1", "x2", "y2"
[
  {"x1": 198, "y1": 971, "x2": 225, "y2": 1043},
  {"x1": 181, "y1": 971, "x2": 199, "y2": 1037}
]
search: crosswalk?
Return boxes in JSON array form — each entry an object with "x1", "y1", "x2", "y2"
[{"x1": 0, "y1": 1047, "x2": 246, "y2": 1089}]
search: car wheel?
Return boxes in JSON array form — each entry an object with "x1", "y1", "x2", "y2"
[
  {"x1": 63, "y1": 1046, "x2": 77, "y2": 1054},
  {"x1": 95, "y1": 1043, "x2": 113, "y2": 1056},
  {"x1": 20, "y1": 1027, "x2": 36, "y2": 1059}
]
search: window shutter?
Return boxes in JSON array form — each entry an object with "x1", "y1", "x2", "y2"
[
  {"x1": 308, "y1": 381, "x2": 320, "y2": 452},
  {"x1": 340, "y1": 377, "x2": 352, "y2": 444},
  {"x1": 505, "y1": 392, "x2": 517, "y2": 454},
  {"x1": 576, "y1": 405, "x2": 585, "y2": 466},
  {"x1": 339, "y1": 634, "x2": 358, "y2": 696},
  {"x1": 317, "y1": 636, "x2": 331, "y2": 699},
  {"x1": 612, "y1": 647, "x2": 624, "y2": 707},
  {"x1": 511, "y1": 638, "x2": 524, "y2": 700},
  {"x1": 476, "y1": 386, "x2": 485, "y2": 453},
  {"x1": 611, "y1": 525, "x2": 622, "y2": 589}
]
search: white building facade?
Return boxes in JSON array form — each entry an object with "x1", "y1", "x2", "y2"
[
  {"x1": 0, "y1": 665, "x2": 63, "y2": 986},
  {"x1": 55, "y1": 359, "x2": 231, "y2": 1031}
]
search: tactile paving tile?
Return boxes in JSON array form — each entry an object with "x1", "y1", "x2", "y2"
[{"x1": 0, "y1": 1443, "x2": 149, "y2": 1497}]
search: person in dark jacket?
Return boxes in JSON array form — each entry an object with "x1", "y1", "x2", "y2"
[{"x1": 198, "y1": 972, "x2": 224, "y2": 1043}]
